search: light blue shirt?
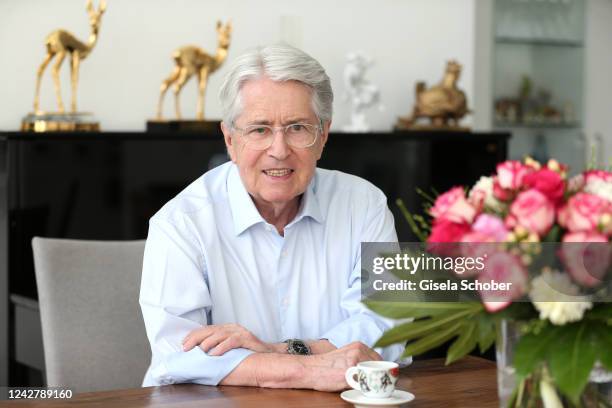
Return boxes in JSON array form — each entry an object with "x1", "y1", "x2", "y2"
[{"x1": 139, "y1": 161, "x2": 406, "y2": 386}]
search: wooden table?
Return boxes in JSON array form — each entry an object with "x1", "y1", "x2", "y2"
[{"x1": 4, "y1": 357, "x2": 498, "y2": 407}]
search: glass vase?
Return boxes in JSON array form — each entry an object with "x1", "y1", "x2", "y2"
[
  {"x1": 589, "y1": 362, "x2": 612, "y2": 404},
  {"x1": 495, "y1": 319, "x2": 523, "y2": 407},
  {"x1": 495, "y1": 319, "x2": 612, "y2": 408}
]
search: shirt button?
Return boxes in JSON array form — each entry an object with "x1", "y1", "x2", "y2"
[
  {"x1": 281, "y1": 249, "x2": 288, "y2": 257},
  {"x1": 282, "y1": 297, "x2": 290, "y2": 306}
]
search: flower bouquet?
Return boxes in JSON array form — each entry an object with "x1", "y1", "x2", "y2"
[{"x1": 366, "y1": 158, "x2": 612, "y2": 407}]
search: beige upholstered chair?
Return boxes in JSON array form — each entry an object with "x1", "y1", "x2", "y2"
[{"x1": 32, "y1": 238, "x2": 150, "y2": 392}]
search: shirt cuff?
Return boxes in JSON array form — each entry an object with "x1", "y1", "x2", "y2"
[
  {"x1": 156, "y1": 347, "x2": 255, "y2": 386},
  {"x1": 321, "y1": 313, "x2": 384, "y2": 348}
]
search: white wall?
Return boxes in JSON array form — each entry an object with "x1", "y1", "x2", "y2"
[
  {"x1": 472, "y1": 0, "x2": 494, "y2": 131},
  {"x1": 584, "y1": 0, "x2": 612, "y2": 165},
  {"x1": 0, "y1": 0, "x2": 478, "y2": 131}
]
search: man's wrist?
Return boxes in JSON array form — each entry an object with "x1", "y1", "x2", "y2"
[
  {"x1": 307, "y1": 339, "x2": 337, "y2": 354},
  {"x1": 266, "y1": 339, "x2": 336, "y2": 355},
  {"x1": 249, "y1": 352, "x2": 311, "y2": 388},
  {"x1": 269, "y1": 342, "x2": 288, "y2": 354}
]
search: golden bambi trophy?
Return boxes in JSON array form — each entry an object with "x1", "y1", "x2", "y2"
[
  {"x1": 22, "y1": 0, "x2": 106, "y2": 132},
  {"x1": 396, "y1": 60, "x2": 471, "y2": 131},
  {"x1": 148, "y1": 20, "x2": 232, "y2": 132}
]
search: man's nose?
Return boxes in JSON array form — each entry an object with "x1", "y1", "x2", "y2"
[{"x1": 267, "y1": 129, "x2": 291, "y2": 160}]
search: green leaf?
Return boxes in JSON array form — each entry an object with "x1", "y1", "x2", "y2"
[
  {"x1": 415, "y1": 187, "x2": 437, "y2": 204},
  {"x1": 586, "y1": 304, "x2": 612, "y2": 322},
  {"x1": 476, "y1": 313, "x2": 496, "y2": 354},
  {"x1": 375, "y1": 308, "x2": 480, "y2": 347},
  {"x1": 446, "y1": 320, "x2": 478, "y2": 364},
  {"x1": 548, "y1": 322, "x2": 597, "y2": 404},
  {"x1": 494, "y1": 303, "x2": 537, "y2": 321},
  {"x1": 395, "y1": 199, "x2": 427, "y2": 242},
  {"x1": 513, "y1": 326, "x2": 560, "y2": 377},
  {"x1": 364, "y1": 301, "x2": 481, "y2": 319},
  {"x1": 401, "y1": 320, "x2": 463, "y2": 358},
  {"x1": 593, "y1": 324, "x2": 612, "y2": 370},
  {"x1": 542, "y1": 224, "x2": 561, "y2": 242}
]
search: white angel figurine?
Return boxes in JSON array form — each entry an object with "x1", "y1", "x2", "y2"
[{"x1": 342, "y1": 51, "x2": 383, "y2": 132}]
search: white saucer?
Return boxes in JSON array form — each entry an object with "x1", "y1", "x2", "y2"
[{"x1": 340, "y1": 389, "x2": 415, "y2": 407}]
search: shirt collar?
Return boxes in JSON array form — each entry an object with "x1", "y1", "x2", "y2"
[
  {"x1": 288, "y1": 174, "x2": 324, "y2": 228},
  {"x1": 227, "y1": 164, "x2": 266, "y2": 236},
  {"x1": 227, "y1": 164, "x2": 324, "y2": 236}
]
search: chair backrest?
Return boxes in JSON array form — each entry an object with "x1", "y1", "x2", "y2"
[{"x1": 32, "y1": 238, "x2": 150, "y2": 393}]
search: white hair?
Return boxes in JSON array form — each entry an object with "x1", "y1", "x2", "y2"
[{"x1": 218, "y1": 44, "x2": 333, "y2": 126}]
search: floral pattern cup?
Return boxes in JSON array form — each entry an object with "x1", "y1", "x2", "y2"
[{"x1": 345, "y1": 361, "x2": 400, "y2": 398}]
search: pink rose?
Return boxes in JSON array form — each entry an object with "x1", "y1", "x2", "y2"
[
  {"x1": 560, "y1": 231, "x2": 611, "y2": 287},
  {"x1": 496, "y1": 161, "x2": 530, "y2": 190},
  {"x1": 505, "y1": 214, "x2": 518, "y2": 230},
  {"x1": 584, "y1": 169, "x2": 612, "y2": 185},
  {"x1": 461, "y1": 215, "x2": 508, "y2": 267},
  {"x1": 493, "y1": 177, "x2": 513, "y2": 201},
  {"x1": 483, "y1": 301, "x2": 512, "y2": 313},
  {"x1": 523, "y1": 169, "x2": 565, "y2": 206},
  {"x1": 430, "y1": 187, "x2": 477, "y2": 224},
  {"x1": 461, "y1": 231, "x2": 495, "y2": 243},
  {"x1": 479, "y1": 252, "x2": 528, "y2": 312},
  {"x1": 427, "y1": 219, "x2": 471, "y2": 256},
  {"x1": 459, "y1": 235, "x2": 498, "y2": 276},
  {"x1": 563, "y1": 231, "x2": 608, "y2": 242},
  {"x1": 583, "y1": 170, "x2": 612, "y2": 205},
  {"x1": 428, "y1": 219, "x2": 470, "y2": 243},
  {"x1": 509, "y1": 189, "x2": 555, "y2": 236},
  {"x1": 469, "y1": 190, "x2": 485, "y2": 212},
  {"x1": 472, "y1": 214, "x2": 509, "y2": 242},
  {"x1": 558, "y1": 193, "x2": 612, "y2": 234}
]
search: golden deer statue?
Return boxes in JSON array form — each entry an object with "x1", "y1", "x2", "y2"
[
  {"x1": 33, "y1": 0, "x2": 106, "y2": 114},
  {"x1": 398, "y1": 60, "x2": 470, "y2": 129},
  {"x1": 157, "y1": 21, "x2": 232, "y2": 121}
]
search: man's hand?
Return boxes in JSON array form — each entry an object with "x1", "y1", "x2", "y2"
[
  {"x1": 301, "y1": 341, "x2": 383, "y2": 391},
  {"x1": 307, "y1": 339, "x2": 337, "y2": 354},
  {"x1": 183, "y1": 324, "x2": 282, "y2": 356},
  {"x1": 307, "y1": 341, "x2": 382, "y2": 369},
  {"x1": 221, "y1": 341, "x2": 383, "y2": 391}
]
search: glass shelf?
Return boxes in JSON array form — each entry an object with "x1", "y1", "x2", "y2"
[
  {"x1": 494, "y1": 121, "x2": 581, "y2": 129},
  {"x1": 495, "y1": 37, "x2": 583, "y2": 47}
]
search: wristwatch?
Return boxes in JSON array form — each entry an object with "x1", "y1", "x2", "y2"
[{"x1": 284, "y1": 339, "x2": 312, "y2": 355}]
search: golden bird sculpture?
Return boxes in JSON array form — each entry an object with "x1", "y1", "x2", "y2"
[{"x1": 397, "y1": 60, "x2": 470, "y2": 130}]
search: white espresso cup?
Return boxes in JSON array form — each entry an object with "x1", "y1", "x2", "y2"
[{"x1": 345, "y1": 361, "x2": 399, "y2": 398}]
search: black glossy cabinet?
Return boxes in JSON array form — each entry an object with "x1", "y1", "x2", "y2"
[{"x1": 0, "y1": 130, "x2": 509, "y2": 386}]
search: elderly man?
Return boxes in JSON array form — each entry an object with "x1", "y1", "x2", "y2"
[{"x1": 140, "y1": 44, "x2": 404, "y2": 391}]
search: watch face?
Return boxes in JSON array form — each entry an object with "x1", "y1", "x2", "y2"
[{"x1": 288, "y1": 340, "x2": 311, "y2": 355}]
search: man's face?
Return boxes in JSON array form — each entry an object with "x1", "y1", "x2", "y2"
[{"x1": 222, "y1": 77, "x2": 329, "y2": 208}]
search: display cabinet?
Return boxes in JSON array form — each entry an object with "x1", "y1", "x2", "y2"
[{"x1": 492, "y1": 0, "x2": 586, "y2": 173}]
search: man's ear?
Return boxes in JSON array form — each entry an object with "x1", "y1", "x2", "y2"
[
  {"x1": 221, "y1": 121, "x2": 237, "y2": 162},
  {"x1": 316, "y1": 120, "x2": 331, "y2": 160}
]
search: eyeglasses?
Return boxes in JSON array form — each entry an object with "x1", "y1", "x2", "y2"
[{"x1": 232, "y1": 122, "x2": 322, "y2": 150}]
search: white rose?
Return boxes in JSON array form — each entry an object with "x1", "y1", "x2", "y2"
[
  {"x1": 529, "y1": 270, "x2": 592, "y2": 325},
  {"x1": 469, "y1": 176, "x2": 505, "y2": 213},
  {"x1": 584, "y1": 179, "x2": 612, "y2": 203}
]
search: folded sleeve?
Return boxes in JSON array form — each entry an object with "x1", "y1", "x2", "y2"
[
  {"x1": 321, "y1": 189, "x2": 411, "y2": 364},
  {"x1": 139, "y1": 216, "x2": 253, "y2": 386}
]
